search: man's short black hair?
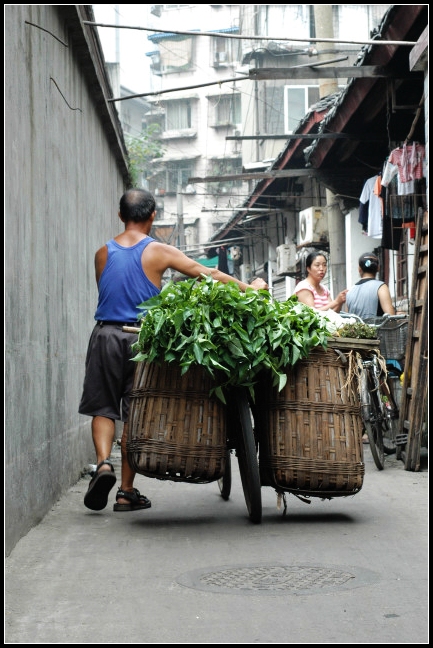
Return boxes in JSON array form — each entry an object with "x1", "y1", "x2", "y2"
[{"x1": 119, "y1": 188, "x2": 156, "y2": 223}]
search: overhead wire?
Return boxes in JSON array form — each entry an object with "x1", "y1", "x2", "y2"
[{"x1": 84, "y1": 21, "x2": 417, "y2": 46}]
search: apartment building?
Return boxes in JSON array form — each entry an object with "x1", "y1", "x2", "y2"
[{"x1": 140, "y1": 4, "x2": 390, "y2": 271}]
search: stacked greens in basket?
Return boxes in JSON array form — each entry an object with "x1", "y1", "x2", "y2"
[{"x1": 131, "y1": 275, "x2": 332, "y2": 402}]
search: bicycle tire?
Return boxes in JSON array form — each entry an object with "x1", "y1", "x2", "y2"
[
  {"x1": 383, "y1": 413, "x2": 397, "y2": 455},
  {"x1": 217, "y1": 449, "x2": 232, "y2": 500},
  {"x1": 236, "y1": 392, "x2": 262, "y2": 523},
  {"x1": 383, "y1": 432, "x2": 397, "y2": 455},
  {"x1": 382, "y1": 378, "x2": 400, "y2": 455},
  {"x1": 360, "y1": 369, "x2": 385, "y2": 470},
  {"x1": 382, "y1": 404, "x2": 397, "y2": 455}
]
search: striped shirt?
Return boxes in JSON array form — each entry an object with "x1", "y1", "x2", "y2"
[{"x1": 295, "y1": 279, "x2": 331, "y2": 309}]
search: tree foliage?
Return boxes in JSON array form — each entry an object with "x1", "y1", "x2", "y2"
[{"x1": 125, "y1": 124, "x2": 166, "y2": 187}]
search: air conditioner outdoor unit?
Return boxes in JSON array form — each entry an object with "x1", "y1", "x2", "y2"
[
  {"x1": 297, "y1": 207, "x2": 328, "y2": 246},
  {"x1": 276, "y1": 243, "x2": 297, "y2": 275}
]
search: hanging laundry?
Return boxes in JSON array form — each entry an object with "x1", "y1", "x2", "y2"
[
  {"x1": 359, "y1": 175, "x2": 382, "y2": 239},
  {"x1": 358, "y1": 200, "x2": 369, "y2": 233},
  {"x1": 382, "y1": 142, "x2": 425, "y2": 195},
  {"x1": 217, "y1": 246, "x2": 230, "y2": 274},
  {"x1": 373, "y1": 174, "x2": 384, "y2": 216},
  {"x1": 381, "y1": 158, "x2": 414, "y2": 195}
]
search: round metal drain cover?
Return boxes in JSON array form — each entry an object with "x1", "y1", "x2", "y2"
[{"x1": 177, "y1": 563, "x2": 379, "y2": 596}]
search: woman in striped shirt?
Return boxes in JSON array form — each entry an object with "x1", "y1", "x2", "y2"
[{"x1": 295, "y1": 251, "x2": 348, "y2": 312}]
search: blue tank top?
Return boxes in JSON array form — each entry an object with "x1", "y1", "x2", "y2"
[{"x1": 94, "y1": 237, "x2": 160, "y2": 323}]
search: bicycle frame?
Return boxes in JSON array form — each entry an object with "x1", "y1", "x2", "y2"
[
  {"x1": 341, "y1": 313, "x2": 406, "y2": 469},
  {"x1": 359, "y1": 352, "x2": 389, "y2": 470}
]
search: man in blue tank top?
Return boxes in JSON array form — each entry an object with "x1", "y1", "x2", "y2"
[{"x1": 79, "y1": 188, "x2": 268, "y2": 512}]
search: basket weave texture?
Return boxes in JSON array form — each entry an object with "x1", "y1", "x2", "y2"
[
  {"x1": 259, "y1": 344, "x2": 366, "y2": 498},
  {"x1": 126, "y1": 361, "x2": 227, "y2": 483}
]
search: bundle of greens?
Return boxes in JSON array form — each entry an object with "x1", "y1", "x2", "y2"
[
  {"x1": 132, "y1": 275, "x2": 332, "y2": 402},
  {"x1": 336, "y1": 322, "x2": 377, "y2": 339}
]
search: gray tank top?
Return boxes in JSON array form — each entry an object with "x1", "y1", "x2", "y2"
[{"x1": 346, "y1": 278, "x2": 384, "y2": 319}]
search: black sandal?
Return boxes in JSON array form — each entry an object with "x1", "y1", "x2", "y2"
[
  {"x1": 84, "y1": 459, "x2": 116, "y2": 511},
  {"x1": 113, "y1": 488, "x2": 151, "y2": 512}
]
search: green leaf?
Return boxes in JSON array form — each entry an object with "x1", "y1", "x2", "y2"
[
  {"x1": 278, "y1": 372, "x2": 288, "y2": 392},
  {"x1": 132, "y1": 275, "x2": 332, "y2": 393}
]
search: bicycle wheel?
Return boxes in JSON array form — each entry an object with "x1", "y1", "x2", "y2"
[
  {"x1": 360, "y1": 370, "x2": 385, "y2": 470},
  {"x1": 217, "y1": 449, "x2": 232, "y2": 500},
  {"x1": 383, "y1": 428, "x2": 397, "y2": 455},
  {"x1": 235, "y1": 391, "x2": 262, "y2": 523},
  {"x1": 382, "y1": 377, "x2": 400, "y2": 455},
  {"x1": 383, "y1": 407, "x2": 397, "y2": 455}
]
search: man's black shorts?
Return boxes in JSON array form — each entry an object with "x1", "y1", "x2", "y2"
[{"x1": 78, "y1": 322, "x2": 139, "y2": 421}]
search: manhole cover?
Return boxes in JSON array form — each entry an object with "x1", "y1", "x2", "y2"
[{"x1": 177, "y1": 563, "x2": 379, "y2": 596}]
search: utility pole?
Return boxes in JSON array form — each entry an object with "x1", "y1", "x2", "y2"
[
  {"x1": 313, "y1": 4, "x2": 347, "y2": 296},
  {"x1": 177, "y1": 185, "x2": 186, "y2": 250}
]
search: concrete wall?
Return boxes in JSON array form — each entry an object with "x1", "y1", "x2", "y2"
[{"x1": 5, "y1": 5, "x2": 130, "y2": 555}]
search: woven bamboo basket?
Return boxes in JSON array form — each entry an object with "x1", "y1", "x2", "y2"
[
  {"x1": 258, "y1": 340, "x2": 378, "y2": 498},
  {"x1": 126, "y1": 361, "x2": 227, "y2": 483}
]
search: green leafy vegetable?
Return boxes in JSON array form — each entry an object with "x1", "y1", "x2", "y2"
[
  {"x1": 132, "y1": 275, "x2": 331, "y2": 401},
  {"x1": 336, "y1": 322, "x2": 377, "y2": 339}
]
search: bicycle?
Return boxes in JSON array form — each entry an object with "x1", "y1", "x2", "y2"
[
  {"x1": 342, "y1": 313, "x2": 407, "y2": 470},
  {"x1": 363, "y1": 314, "x2": 408, "y2": 459},
  {"x1": 217, "y1": 386, "x2": 262, "y2": 523}
]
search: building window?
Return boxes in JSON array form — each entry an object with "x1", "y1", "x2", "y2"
[
  {"x1": 165, "y1": 100, "x2": 192, "y2": 130},
  {"x1": 217, "y1": 95, "x2": 241, "y2": 127},
  {"x1": 207, "y1": 157, "x2": 242, "y2": 195},
  {"x1": 208, "y1": 93, "x2": 241, "y2": 128},
  {"x1": 212, "y1": 37, "x2": 232, "y2": 67},
  {"x1": 259, "y1": 5, "x2": 311, "y2": 39},
  {"x1": 284, "y1": 85, "x2": 320, "y2": 134},
  {"x1": 336, "y1": 5, "x2": 370, "y2": 42},
  {"x1": 148, "y1": 161, "x2": 195, "y2": 196},
  {"x1": 144, "y1": 108, "x2": 165, "y2": 131},
  {"x1": 159, "y1": 36, "x2": 193, "y2": 73}
]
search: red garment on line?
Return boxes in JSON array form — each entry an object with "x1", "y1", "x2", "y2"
[{"x1": 388, "y1": 143, "x2": 425, "y2": 183}]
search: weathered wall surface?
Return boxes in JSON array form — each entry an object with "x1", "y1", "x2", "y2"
[{"x1": 5, "y1": 5, "x2": 130, "y2": 555}]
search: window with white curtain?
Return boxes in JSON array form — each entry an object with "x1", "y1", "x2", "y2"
[
  {"x1": 214, "y1": 95, "x2": 241, "y2": 127},
  {"x1": 165, "y1": 100, "x2": 192, "y2": 130}
]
